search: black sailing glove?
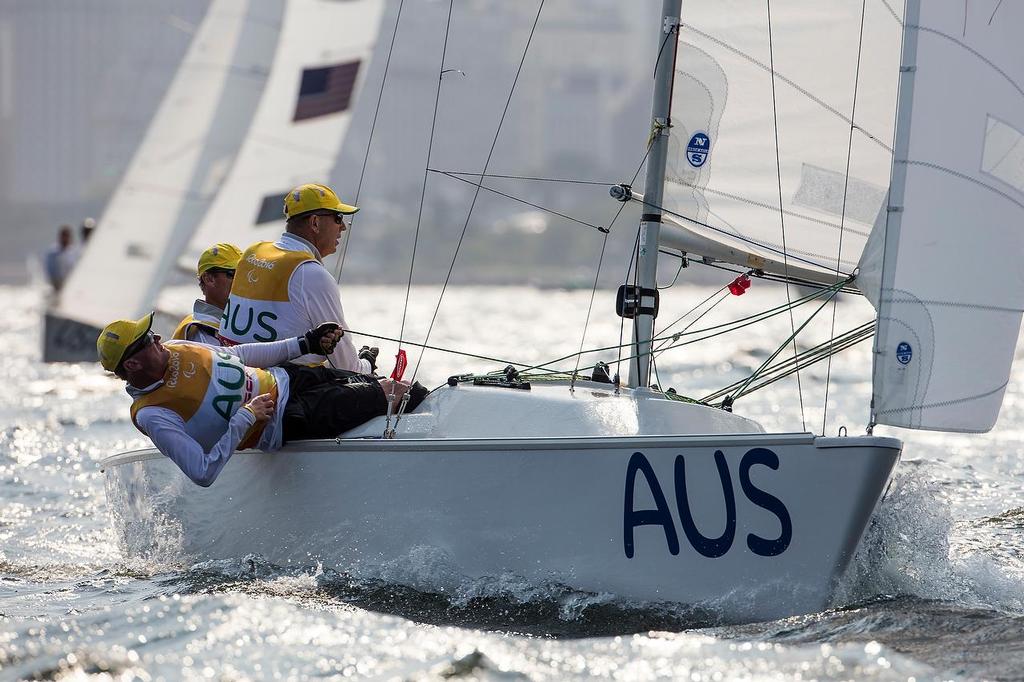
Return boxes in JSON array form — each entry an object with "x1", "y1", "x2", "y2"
[
  {"x1": 358, "y1": 345, "x2": 379, "y2": 372},
  {"x1": 298, "y1": 322, "x2": 342, "y2": 356}
]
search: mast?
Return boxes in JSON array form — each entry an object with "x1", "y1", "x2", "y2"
[{"x1": 627, "y1": 0, "x2": 682, "y2": 388}]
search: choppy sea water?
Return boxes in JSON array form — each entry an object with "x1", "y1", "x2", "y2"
[{"x1": 3, "y1": 282, "x2": 1023, "y2": 680}]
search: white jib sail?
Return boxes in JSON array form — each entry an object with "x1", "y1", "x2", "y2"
[
  {"x1": 178, "y1": 0, "x2": 384, "y2": 272},
  {"x1": 863, "y1": 0, "x2": 1024, "y2": 432},
  {"x1": 660, "y1": 0, "x2": 904, "y2": 282},
  {"x1": 53, "y1": 0, "x2": 284, "y2": 327}
]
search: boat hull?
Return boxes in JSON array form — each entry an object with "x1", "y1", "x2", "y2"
[
  {"x1": 42, "y1": 311, "x2": 102, "y2": 363},
  {"x1": 102, "y1": 433, "x2": 900, "y2": 623}
]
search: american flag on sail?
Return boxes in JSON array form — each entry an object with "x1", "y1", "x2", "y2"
[{"x1": 293, "y1": 61, "x2": 361, "y2": 122}]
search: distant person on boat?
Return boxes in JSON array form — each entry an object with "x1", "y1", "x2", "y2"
[
  {"x1": 97, "y1": 312, "x2": 426, "y2": 487},
  {"x1": 80, "y1": 217, "x2": 96, "y2": 243},
  {"x1": 219, "y1": 183, "x2": 379, "y2": 374},
  {"x1": 43, "y1": 225, "x2": 76, "y2": 290},
  {"x1": 172, "y1": 243, "x2": 243, "y2": 345}
]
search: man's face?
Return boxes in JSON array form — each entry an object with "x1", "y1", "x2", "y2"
[
  {"x1": 199, "y1": 270, "x2": 234, "y2": 309},
  {"x1": 311, "y1": 212, "x2": 346, "y2": 257},
  {"x1": 121, "y1": 333, "x2": 168, "y2": 376},
  {"x1": 59, "y1": 229, "x2": 72, "y2": 249}
]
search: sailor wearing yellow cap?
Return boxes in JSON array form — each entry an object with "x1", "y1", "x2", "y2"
[
  {"x1": 219, "y1": 183, "x2": 378, "y2": 373},
  {"x1": 98, "y1": 313, "x2": 425, "y2": 487},
  {"x1": 172, "y1": 243, "x2": 243, "y2": 345}
]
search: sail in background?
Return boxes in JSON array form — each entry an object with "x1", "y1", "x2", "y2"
[
  {"x1": 865, "y1": 0, "x2": 1024, "y2": 432},
  {"x1": 661, "y1": 0, "x2": 903, "y2": 280},
  {"x1": 53, "y1": 0, "x2": 285, "y2": 328},
  {"x1": 178, "y1": 0, "x2": 385, "y2": 271}
]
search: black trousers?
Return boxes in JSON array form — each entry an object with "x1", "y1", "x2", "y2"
[{"x1": 281, "y1": 365, "x2": 426, "y2": 442}]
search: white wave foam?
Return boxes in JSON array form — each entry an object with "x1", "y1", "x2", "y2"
[{"x1": 836, "y1": 460, "x2": 1024, "y2": 614}]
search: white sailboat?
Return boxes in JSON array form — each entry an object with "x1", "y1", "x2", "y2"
[
  {"x1": 174, "y1": 0, "x2": 384, "y2": 276},
  {"x1": 44, "y1": 0, "x2": 286, "y2": 362},
  {"x1": 102, "y1": 0, "x2": 1024, "y2": 624}
]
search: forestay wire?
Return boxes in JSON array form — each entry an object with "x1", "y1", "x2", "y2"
[
  {"x1": 766, "y1": 0, "x2": 807, "y2": 431},
  {"x1": 822, "y1": 0, "x2": 868, "y2": 435}
]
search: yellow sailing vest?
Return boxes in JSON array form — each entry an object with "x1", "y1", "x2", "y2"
[
  {"x1": 171, "y1": 313, "x2": 219, "y2": 341},
  {"x1": 218, "y1": 242, "x2": 316, "y2": 345},
  {"x1": 130, "y1": 341, "x2": 277, "y2": 451}
]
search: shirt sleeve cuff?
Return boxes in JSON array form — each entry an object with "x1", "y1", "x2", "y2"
[{"x1": 236, "y1": 406, "x2": 258, "y2": 426}]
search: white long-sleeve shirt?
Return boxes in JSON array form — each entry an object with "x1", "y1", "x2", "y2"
[
  {"x1": 129, "y1": 337, "x2": 300, "y2": 487},
  {"x1": 277, "y1": 233, "x2": 372, "y2": 373}
]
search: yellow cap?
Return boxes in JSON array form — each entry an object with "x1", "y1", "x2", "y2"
[
  {"x1": 283, "y1": 183, "x2": 359, "y2": 220},
  {"x1": 96, "y1": 312, "x2": 154, "y2": 372},
  {"x1": 196, "y1": 242, "x2": 243, "y2": 277}
]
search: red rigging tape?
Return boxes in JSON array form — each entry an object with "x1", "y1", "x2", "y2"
[{"x1": 391, "y1": 349, "x2": 407, "y2": 381}]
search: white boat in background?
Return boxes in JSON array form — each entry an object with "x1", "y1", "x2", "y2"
[
  {"x1": 102, "y1": 0, "x2": 1024, "y2": 624},
  {"x1": 44, "y1": 0, "x2": 286, "y2": 362},
  {"x1": 175, "y1": 0, "x2": 384, "y2": 275}
]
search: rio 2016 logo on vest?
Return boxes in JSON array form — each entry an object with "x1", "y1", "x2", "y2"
[
  {"x1": 623, "y1": 449, "x2": 792, "y2": 559},
  {"x1": 222, "y1": 301, "x2": 278, "y2": 342}
]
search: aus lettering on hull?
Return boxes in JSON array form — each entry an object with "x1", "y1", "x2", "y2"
[{"x1": 624, "y1": 448, "x2": 792, "y2": 560}]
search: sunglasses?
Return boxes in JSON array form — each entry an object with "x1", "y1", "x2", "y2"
[
  {"x1": 117, "y1": 331, "x2": 156, "y2": 372},
  {"x1": 313, "y1": 212, "x2": 346, "y2": 225}
]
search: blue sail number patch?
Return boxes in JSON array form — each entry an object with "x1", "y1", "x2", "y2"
[
  {"x1": 896, "y1": 341, "x2": 913, "y2": 365},
  {"x1": 686, "y1": 132, "x2": 711, "y2": 168}
]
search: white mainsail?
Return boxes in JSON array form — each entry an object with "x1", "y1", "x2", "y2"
[
  {"x1": 864, "y1": 0, "x2": 1024, "y2": 432},
  {"x1": 660, "y1": 0, "x2": 903, "y2": 282},
  {"x1": 178, "y1": 0, "x2": 384, "y2": 272},
  {"x1": 50, "y1": 0, "x2": 284, "y2": 335}
]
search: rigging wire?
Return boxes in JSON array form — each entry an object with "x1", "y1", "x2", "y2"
[
  {"x1": 652, "y1": 284, "x2": 732, "y2": 355},
  {"x1": 766, "y1": 0, "x2": 806, "y2": 431},
  {"x1": 658, "y1": 258, "x2": 686, "y2": 290},
  {"x1": 571, "y1": 226, "x2": 613, "y2": 389},
  {"x1": 702, "y1": 321, "x2": 875, "y2": 404},
  {"x1": 396, "y1": 0, "x2": 455, "y2": 368},
  {"x1": 433, "y1": 170, "x2": 608, "y2": 232},
  {"x1": 647, "y1": 280, "x2": 847, "y2": 367},
  {"x1": 427, "y1": 169, "x2": 615, "y2": 187},
  {"x1": 823, "y1": 0, "x2": 867, "y2": 435},
  {"x1": 617, "y1": 227, "x2": 641, "y2": 383},
  {"x1": 727, "y1": 282, "x2": 843, "y2": 405},
  {"x1": 408, "y1": 0, "x2": 547, "y2": 387},
  {"x1": 570, "y1": 144, "x2": 653, "y2": 388},
  {"x1": 342, "y1": 291, "x2": 803, "y2": 383},
  {"x1": 340, "y1": 327, "x2": 529, "y2": 369},
  {"x1": 334, "y1": 0, "x2": 407, "y2": 282},
  {"x1": 523, "y1": 279, "x2": 841, "y2": 377}
]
